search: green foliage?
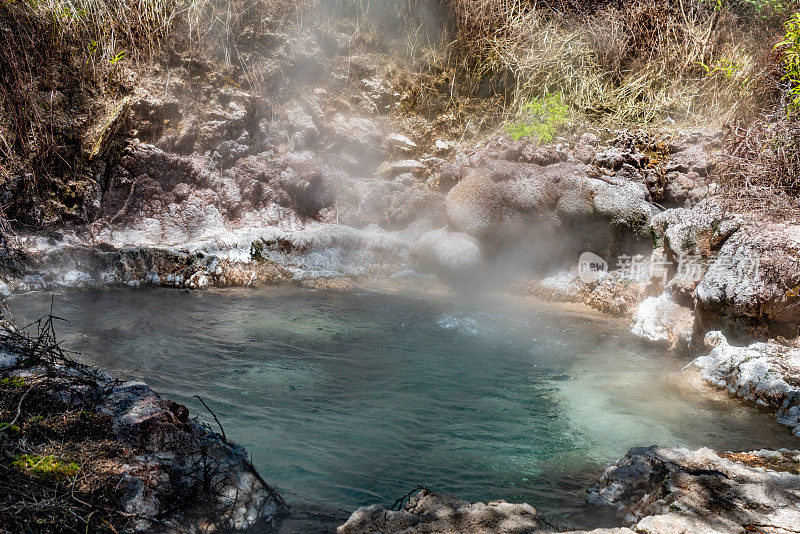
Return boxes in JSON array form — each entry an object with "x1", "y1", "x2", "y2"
[
  {"x1": 739, "y1": 0, "x2": 795, "y2": 19},
  {"x1": 776, "y1": 12, "x2": 800, "y2": 113},
  {"x1": 506, "y1": 93, "x2": 570, "y2": 143},
  {"x1": 108, "y1": 50, "x2": 126, "y2": 64},
  {"x1": 12, "y1": 455, "x2": 80, "y2": 479},
  {"x1": 0, "y1": 377, "x2": 26, "y2": 388},
  {"x1": 698, "y1": 58, "x2": 745, "y2": 79}
]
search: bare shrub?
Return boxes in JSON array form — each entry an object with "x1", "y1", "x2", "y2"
[{"x1": 719, "y1": 113, "x2": 800, "y2": 218}]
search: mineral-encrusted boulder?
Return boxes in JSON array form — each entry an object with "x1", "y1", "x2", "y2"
[
  {"x1": 591, "y1": 181, "x2": 654, "y2": 236},
  {"x1": 630, "y1": 294, "x2": 694, "y2": 347}
]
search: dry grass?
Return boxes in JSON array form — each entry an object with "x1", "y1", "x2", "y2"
[
  {"x1": 441, "y1": 0, "x2": 767, "y2": 128},
  {"x1": 38, "y1": 0, "x2": 178, "y2": 66}
]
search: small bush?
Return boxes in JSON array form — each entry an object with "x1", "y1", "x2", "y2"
[
  {"x1": 776, "y1": 11, "x2": 800, "y2": 113},
  {"x1": 506, "y1": 93, "x2": 570, "y2": 143},
  {"x1": 12, "y1": 454, "x2": 80, "y2": 479}
]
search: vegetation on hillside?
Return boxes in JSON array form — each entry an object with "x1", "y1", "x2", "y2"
[{"x1": 0, "y1": 0, "x2": 797, "y2": 230}]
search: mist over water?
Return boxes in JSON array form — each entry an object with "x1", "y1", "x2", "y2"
[{"x1": 8, "y1": 288, "x2": 798, "y2": 529}]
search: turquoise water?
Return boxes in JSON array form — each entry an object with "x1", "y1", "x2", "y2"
[{"x1": 8, "y1": 287, "x2": 798, "y2": 530}]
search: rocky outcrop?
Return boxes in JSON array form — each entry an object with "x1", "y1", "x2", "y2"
[
  {"x1": 99, "y1": 144, "x2": 337, "y2": 244},
  {"x1": 588, "y1": 446, "x2": 800, "y2": 534},
  {"x1": 0, "y1": 347, "x2": 285, "y2": 531},
  {"x1": 695, "y1": 223, "x2": 800, "y2": 333},
  {"x1": 441, "y1": 146, "x2": 657, "y2": 258}
]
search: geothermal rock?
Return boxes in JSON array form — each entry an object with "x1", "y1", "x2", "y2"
[
  {"x1": 328, "y1": 114, "x2": 383, "y2": 155},
  {"x1": 415, "y1": 228, "x2": 482, "y2": 272},
  {"x1": 100, "y1": 145, "x2": 338, "y2": 245},
  {"x1": 434, "y1": 139, "x2": 455, "y2": 155},
  {"x1": 588, "y1": 446, "x2": 800, "y2": 534},
  {"x1": 651, "y1": 204, "x2": 742, "y2": 260},
  {"x1": 338, "y1": 489, "x2": 542, "y2": 534},
  {"x1": 386, "y1": 159, "x2": 427, "y2": 178},
  {"x1": 694, "y1": 331, "x2": 800, "y2": 436},
  {"x1": 275, "y1": 157, "x2": 337, "y2": 217},
  {"x1": 662, "y1": 171, "x2": 708, "y2": 207},
  {"x1": 442, "y1": 149, "x2": 658, "y2": 250},
  {"x1": 340, "y1": 445, "x2": 800, "y2": 534},
  {"x1": 556, "y1": 188, "x2": 594, "y2": 219},
  {"x1": 284, "y1": 101, "x2": 319, "y2": 145}
]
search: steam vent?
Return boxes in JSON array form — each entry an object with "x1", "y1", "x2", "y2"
[{"x1": 1, "y1": 0, "x2": 799, "y2": 532}]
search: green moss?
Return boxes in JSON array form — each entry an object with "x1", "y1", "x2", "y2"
[
  {"x1": 13, "y1": 455, "x2": 80, "y2": 479},
  {"x1": 0, "y1": 377, "x2": 26, "y2": 388}
]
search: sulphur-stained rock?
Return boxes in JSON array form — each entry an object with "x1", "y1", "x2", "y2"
[
  {"x1": 415, "y1": 228, "x2": 482, "y2": 273},
  {"x1": 338, "y1": 489, "x2": 542, "y2": 534},
  {"x1": 694, "y1": 331, "x2": 800, "y2": 436},
  {"x1": 588, "y1": 446, "x2": 800, "y2": 534}
]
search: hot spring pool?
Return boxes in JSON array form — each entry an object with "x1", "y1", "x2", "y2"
[{"x1": 7, "y1": 287, "x2": 798, "y2": 530}]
